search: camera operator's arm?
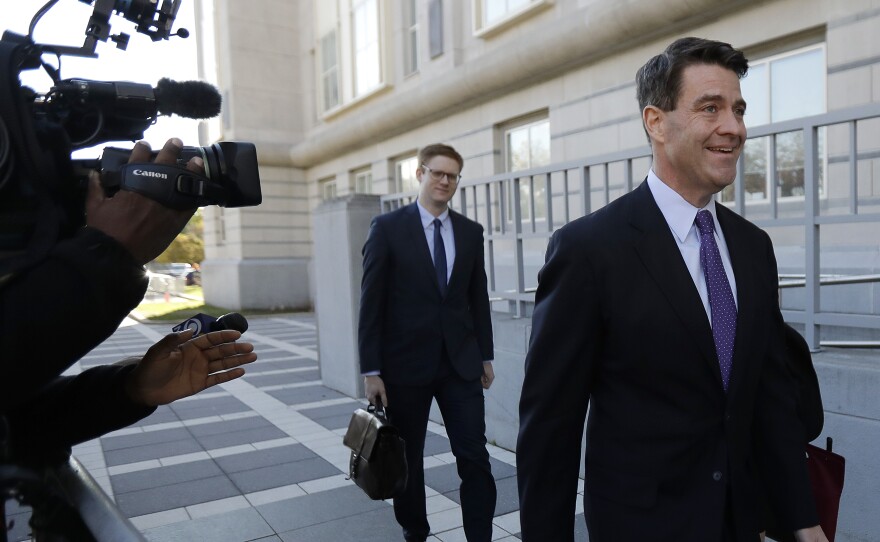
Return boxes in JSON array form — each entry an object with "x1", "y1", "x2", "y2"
[
  {"x1": 86, "y1": 138, "x2": 203, "y2": 264},
  {"x1": 3, "y1": 330, "x2": 256, "y2": 460},
  {"x1": 0, "y1": 138, "x2": 202, "y2": 412}
]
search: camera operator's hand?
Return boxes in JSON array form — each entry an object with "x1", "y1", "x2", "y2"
[
  {"x1": 85, "y1": 138, "x2": 205, "y2": 265},
  {"x1": 124, "y1": 328, "x2": 257, "y2": 407}
]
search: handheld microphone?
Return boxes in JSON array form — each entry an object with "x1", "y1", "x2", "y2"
[{"x1": 172, "y1": 312, "x2": 248, "y2": 336}]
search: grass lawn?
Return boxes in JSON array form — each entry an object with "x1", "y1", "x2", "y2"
[{"x1": 135, "y1": 286, "x2": 296, "y2": 322}]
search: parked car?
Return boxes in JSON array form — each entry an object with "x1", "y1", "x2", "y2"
[{"x1": 147, "y1": 263, "x2": 200, "y2": 286}]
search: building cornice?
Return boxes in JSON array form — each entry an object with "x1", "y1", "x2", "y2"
[{"x1": 258, "y1": 0, "x2": 763, "y2": 168}]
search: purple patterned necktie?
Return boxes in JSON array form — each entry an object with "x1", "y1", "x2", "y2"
[
  {"x1": 695, "y1": 210, "x2": 737, "y2": 391},
  {"x1": 433, "y1": 218, "x2": 448, "y2": 296}
]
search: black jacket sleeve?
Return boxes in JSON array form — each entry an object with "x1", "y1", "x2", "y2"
[
  {"x1": 1, "y1": 226, "x2": 148, "y2": 412},
  {"x1": 4, "y1": 364, "x2": 156, "y2": 463}
]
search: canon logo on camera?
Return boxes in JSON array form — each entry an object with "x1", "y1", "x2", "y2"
[{"x1": 132, "y1": 169, "x2": 168, "y2": 180}]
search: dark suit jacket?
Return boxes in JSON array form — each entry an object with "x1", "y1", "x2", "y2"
[
  {"x1": 517, "y1": 181, "x2": 819, "y2": 541},
  {"x1": 358, "y1": 203, "x2": 494, "y2": 385},
  {"x1": 763, "y1": 324, "x2": 825, "y2": 542},
  {"x1": 782, "y1": 323, "x2": 824, "y2": 442}
]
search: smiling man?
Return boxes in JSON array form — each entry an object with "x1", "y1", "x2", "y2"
[
  {"x1": 358, "y1": 144, "x2": 496, "y2": 541},
  {"x1": 516, "y1": 38, "x2": 828, "y2": 542}
]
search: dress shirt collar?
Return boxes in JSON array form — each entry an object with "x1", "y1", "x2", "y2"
[
  {"x1": 647, "y1": 169, "x2": 720, "y2": 243},
  {"x1": 416, "y1": 200, "x2": 450, "y2": 229}
]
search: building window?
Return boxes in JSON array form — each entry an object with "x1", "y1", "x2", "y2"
[
  {"x1": 403, "y1": 0, "x2": 419, "y2": 76},
  {"x1": 354, "y1": 167, "x2": 373, "y2": 194},
  {"x1": 317, "y1": 0, "x2": 386, "y2": 115},
  {"x1": 320, "y1": 178, "x2": 338, "y2": 200},
  {"x1": 395, "y1": 155, "x2": 419, "y2": 193},
  {"x1": 428, "y1": 0, "x2": 443, "y2": 58},
  {"x1": 506, "y1": 118, "x2": 550, "y2": 172},
  {"x1": 352, "y1": 0, "x2": 381, "y2": 96},
  {"x1": 722, "y1": 44, "x2": 826, "y2": 203},
  {"x1": 320, "y1": 30, "x2": 340, "y2": 111},
  {"x1": 485, "y1": 0, "x2": 530, "y2": 26},
  {"x1": 504, "y1": 117, "x2": 550, "y2": 221},
  {"x1": 473, "y1": 0, "x2": 550, "y2": 36}
]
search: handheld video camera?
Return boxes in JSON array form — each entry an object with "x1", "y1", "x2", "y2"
[{"x1": 0, "y1": 0, "x2": 261, "y2": 270}]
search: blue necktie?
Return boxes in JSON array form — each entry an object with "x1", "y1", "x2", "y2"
[
  {"x1": 433, "y1": 218, "x2": 447, "y2": 296},
  {"x1": 695, "y1": 210, "x2": 737, "y2": 391}
]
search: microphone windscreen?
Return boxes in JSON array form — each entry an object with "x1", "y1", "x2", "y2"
[
  {"x1": 212, "y1": 312, "x2": 249, "y2": 334},
  {"x1": 155, "y1": 78, "x2": 222, "y2": 119}
]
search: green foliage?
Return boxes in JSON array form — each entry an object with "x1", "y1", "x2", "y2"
[
  {"x1": 155, "y1": 210, "x2": 204, "y2": 264},
  {"x1": 156, "y1": 232, "x2": 203, "y2": 264}
]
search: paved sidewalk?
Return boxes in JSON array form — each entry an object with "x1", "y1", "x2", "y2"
[{"x1": 37, "y1": 313, "x2": 583, "y2": 541}]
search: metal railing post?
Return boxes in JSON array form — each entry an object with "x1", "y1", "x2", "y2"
[
  {"x1": 512, "y1": 176, "x2": 526, "y2": 317},
  {"x1": 804, "y1": 123, "x2": 821, "y2": 350}
]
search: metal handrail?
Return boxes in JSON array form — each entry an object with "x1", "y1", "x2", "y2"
[
  {"x1": 380, "y1": 102, "x2": 880, "y2": 348},
  {"x1": 52, "y1": 456, "x2": 146, "y2": 541},
  {"x1": 779, "y1": 274, "x2": 880, "y2": 288},
  {"x1": 1, "y1": 455, "x2": 145, "y2": 542}
]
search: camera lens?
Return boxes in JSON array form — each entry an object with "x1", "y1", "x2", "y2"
[{"x1": 177, "y1": 142, "x2": 261, "y2": 208}]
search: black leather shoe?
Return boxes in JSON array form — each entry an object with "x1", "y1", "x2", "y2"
[{"x1": 403, "y1": 530, "x2": 428, "y2": 542}]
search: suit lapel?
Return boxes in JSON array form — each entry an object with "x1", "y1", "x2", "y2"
[
  {"x1": 447, "y1": 210, "x2": 470, "y2": 295},
  {"x1": 628, "y1": 182, "x2": 723, "y2": 388},
  {"x1": 404, "y1": 203, "x2": 443, "y2": 295}
]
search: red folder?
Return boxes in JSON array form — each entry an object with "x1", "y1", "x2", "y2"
[
  {"x1": 806, "y1": 439, "x2": 845, "y2": 542},
  {"x1": 766, "y1": 438, "x2": 845, "y2": 542}
]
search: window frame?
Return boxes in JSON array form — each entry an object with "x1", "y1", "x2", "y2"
[
  {"x1": 351, "y1": 0, "x2": 383, "y2": 97},
  {"x1": 319, "y1": 29, "x2": 341, "y2": 112},
  {"x1": 353, "y1": 167, "x2": 374, "y2": 194},
  {"x1": 316, "y1": 0, "x2": 390, "y2": 118},
  {"x1": 394, "y1": 154, "x2": 419, "y2": 194},
  {"x1": 504, "y1": 117, "x2": 550, "y2": 173},
  {"x1": 721, "y1": 43, "x2": 828, "y2": 205},
  {"x1": 501, "y1": 116, "x2": 550, "y2": 222},
  {"x1": 320, "y1": 178, "x2": 338, "y2": 201},
  {"x1": 472, "y1": 0, "x2": 553, "y2": 38},
  {"x1": 403, "y1": 0, "x2": 419, "y2": 76}
]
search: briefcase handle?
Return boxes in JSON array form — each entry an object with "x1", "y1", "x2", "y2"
[{"x1": 367, "y1": 402, "x2": 391, "y2": 423}]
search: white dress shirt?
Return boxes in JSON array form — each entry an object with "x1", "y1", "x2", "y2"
[
  {"x1": 417, "y1": 200, "x2": 455, "y2": 283},
  {"x1": 646, "y1": 170, "x2": 738, "y2": 325}
]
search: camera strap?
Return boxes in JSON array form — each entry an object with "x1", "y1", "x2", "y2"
[{"x1": 102, "y1": 162, "x2": 227, "y2": 210}]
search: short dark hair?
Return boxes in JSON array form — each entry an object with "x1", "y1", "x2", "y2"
[
  {"x1": 636, "y1": 37, "x2": 749, "y2": 113},
  {"x1": 418, "y1": 144, "x2": 463, "y2": 172}
]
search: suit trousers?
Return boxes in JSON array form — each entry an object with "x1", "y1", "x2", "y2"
[{"x1": 385, "y1": 357, "x2": 496, "y2": 541}]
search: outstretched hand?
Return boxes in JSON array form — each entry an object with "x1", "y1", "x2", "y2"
[{"x1": 125, "y1": 329, "x2": 257, "y2": 406}]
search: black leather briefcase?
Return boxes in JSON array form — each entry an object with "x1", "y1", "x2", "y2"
[{"x1": 342, "y1": 404, "x2": 408, "y2": 500}]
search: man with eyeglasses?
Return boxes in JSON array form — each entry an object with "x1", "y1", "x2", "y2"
[{"x1": 358, "y1": 143, "x2": 497, "y2": 541}]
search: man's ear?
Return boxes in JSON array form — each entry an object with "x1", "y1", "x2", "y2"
[{"x1": 643, "y1": 105, "x2": 665, "y2": 144}]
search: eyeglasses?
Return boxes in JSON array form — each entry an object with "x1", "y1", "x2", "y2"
[{"x1": 421, "y1": 164, "x2": 462, "y2": 183}]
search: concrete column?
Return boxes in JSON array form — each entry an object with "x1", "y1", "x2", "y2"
[{"x1": 312, "y1": 194, "x2": 380, "y2": 397}]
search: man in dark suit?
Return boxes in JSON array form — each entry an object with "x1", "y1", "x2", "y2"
[
  {"x1": 516, "y1": 37, "x2": 828, "y2": 542},
  {"x1": 358, "y1": 144, "x2": 496, "y2": 541}
]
